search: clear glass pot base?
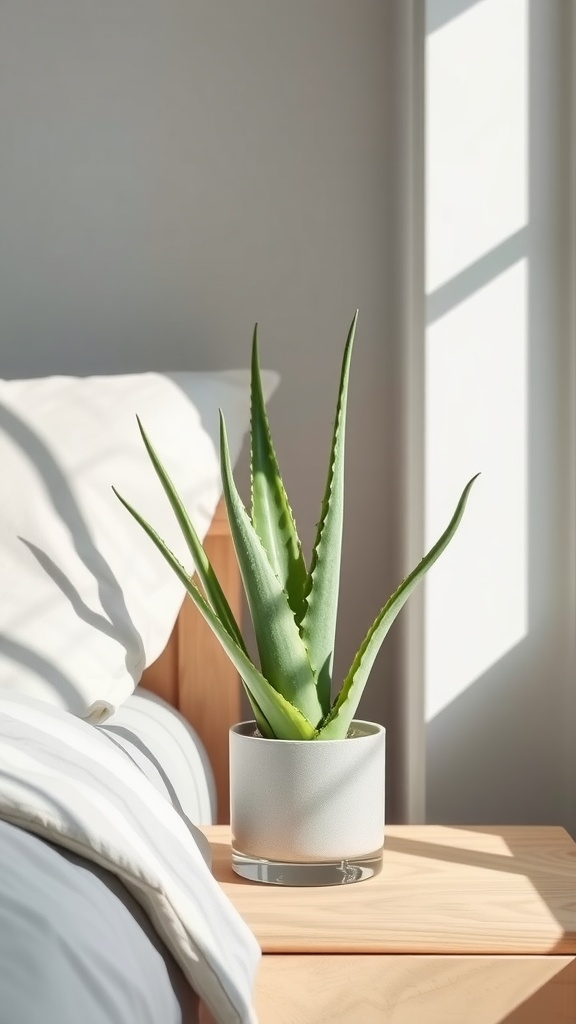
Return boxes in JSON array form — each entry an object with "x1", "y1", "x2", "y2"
[{"x1": 231, "y1": 847, "x2": 383, "y2": 886}]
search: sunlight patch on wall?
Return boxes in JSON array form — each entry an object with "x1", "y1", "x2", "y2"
[
  {"x1": 426, "y1": 0, "x2": 528, "y2": 294},
  {"x1": 425, "y1": 0, "x2": 529, "y2": 722},
  {"x1": 425, "y1": 261, "x2": 528, "y2": 721}
]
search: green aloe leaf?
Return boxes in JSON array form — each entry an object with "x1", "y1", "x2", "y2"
[
  {"x1": 250, "y1": 326, "x2": 308, "y2": 621},
  {"x1": 244, "y1": 701, "x2": 275, "y2": 739},
  {"x1": 316, "y1": 474, "x2": 479, "y2": 740},
  {"x1": 220, "y1": 412, "x2": 324, "y2": 727},
  {"x1": 132, "y1": 417, "x2": 244, "y2": 650},
  {"x1": 118, "y1": 425, "x2": 273, "y2": 736},
  {"x1": 299, "y1": 312, "x2": 357, "y2": 716},
  {"x1": 113, "y1": 489, "x2": 311, "y2": 739}
]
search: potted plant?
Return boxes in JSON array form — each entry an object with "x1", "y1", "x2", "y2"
[{"x1": 114, "y1": 313, "x2": 477, "y2": 885}]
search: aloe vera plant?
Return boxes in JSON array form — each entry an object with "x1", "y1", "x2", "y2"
[{"x1": 114, "y1": 314, "x2": 478, "y2": 740}]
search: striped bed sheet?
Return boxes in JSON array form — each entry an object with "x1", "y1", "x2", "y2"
[{"x1": 0, "y1": 694, "x2": 259, "y2": 1024}]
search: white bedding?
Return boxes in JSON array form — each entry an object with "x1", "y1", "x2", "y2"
[
  {"x1": 0, "y1": 369, "x2": 278, "y2": 721},
  {"x1": 100, "y1": 687, "x2": 217, "y2": 825},
  {"x1": 0, "y1": 696, "x2": 260, "y2": 1024}
]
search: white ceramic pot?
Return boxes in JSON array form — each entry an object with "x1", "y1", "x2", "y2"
[{"x1": 229, "y1": 720, "x2": 385, "y2": 885}]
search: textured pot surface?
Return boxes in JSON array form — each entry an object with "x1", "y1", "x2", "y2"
[{"x1": 230, "y1": 720, "x2": 385, "y2": 863}]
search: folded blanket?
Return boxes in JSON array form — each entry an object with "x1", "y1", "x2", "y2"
[{"x1": 0, "y1": 696, "x2": 260, "y2": 1024}]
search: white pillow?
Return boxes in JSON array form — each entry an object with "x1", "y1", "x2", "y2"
[{"x1": 0, "y1": 370, "x2": 278, "y2": 722}]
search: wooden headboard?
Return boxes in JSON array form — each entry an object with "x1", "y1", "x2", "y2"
[{"x1": 140, "y1": 500, "x2": 241, "y2": 824}]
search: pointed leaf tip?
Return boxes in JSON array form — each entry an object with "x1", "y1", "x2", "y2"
[
  {"x1": 249, "y1": 323, "x2": 308, "y2": 621},
  {"x1": 316, "y1": 472, "x2": 479, "y2": 739},
  {"x1": 127, "y1": 417, "x2": 245, "y2": 650},
  {"x1": 299, "y1": 313, "x2": 358, "y2": 713}
]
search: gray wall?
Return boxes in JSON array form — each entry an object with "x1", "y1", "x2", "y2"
[
  {"x1": 4, "y1": 0, "x2": 572, "y2": 832},
  {"x1": 0, "y1": 2, "x2": 408, "y2": 812}
]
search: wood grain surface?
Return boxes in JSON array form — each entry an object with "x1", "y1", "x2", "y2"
[
  {"x1": 204, "y1": 825, "x2": 576, "y2": 955},
  {"x1": 253, "y1": 954, "x2": 576, "y2": 1024}
]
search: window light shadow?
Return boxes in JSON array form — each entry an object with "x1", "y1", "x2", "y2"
[
  {"x1": 427, "y1": 0, "x2": 485, "y2": 35},
  {"x1": 424, "y1": 0, "x2": 531, "y2": 723},
  {"x1": 426, "y1": 227, "x2": 529, "y2": 325},
  {"x1": 384, "y1": 825, "x2": 576, "y2": 954},
  {"x1": 422, "y1": 0, "x2": 573, "y2": 834}
]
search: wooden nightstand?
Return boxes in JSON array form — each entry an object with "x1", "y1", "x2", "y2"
[{"x1": 201, "y1": 825, "x2": 576, "y2": 1023}]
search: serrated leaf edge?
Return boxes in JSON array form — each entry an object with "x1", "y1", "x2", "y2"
[{"x1": 316, "y1": 473, "x2": 480, "y2": 739}]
